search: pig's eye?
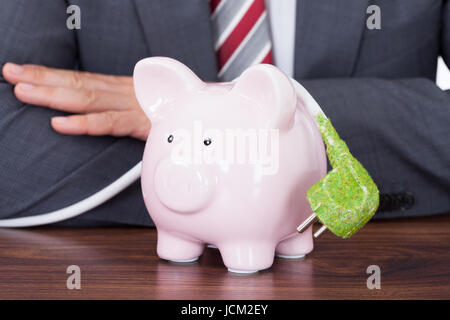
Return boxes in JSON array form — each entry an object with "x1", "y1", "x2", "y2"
[
  {"x1": 167, "y1": 135, "x2": 174, "y2": 143},
  {"x1": 203, "y1": 138, "x2": 212, "y2": 146}
]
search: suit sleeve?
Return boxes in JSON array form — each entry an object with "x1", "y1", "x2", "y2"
[
  {"x1": 0, "y1": 0, "x2": 151, "y2": 226},
  {"x1": 296, "y1": 1, "x2": 450, "y2": 220},
  {"x1": 301, "y1": 77, "x2": 450, "y2": 219},
  {"x1": 0, "y1": 0, "x2": 77, "y2": 211}
]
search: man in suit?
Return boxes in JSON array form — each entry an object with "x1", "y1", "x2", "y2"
[{"x1": 0, "y1": 0, "x2": 449, "y2": 226}]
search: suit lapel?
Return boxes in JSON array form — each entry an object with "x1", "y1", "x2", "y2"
[
  {"x1": 294, "y1": 0, "x2": 369, "y2": 78},
  {"x1": 133, "y1": 0, "x2": 218, "y2": 81}
]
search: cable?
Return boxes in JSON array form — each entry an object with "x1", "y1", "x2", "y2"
[
  {"x1": 0, "y1": 162, "x2": 142, "y2": 227},
  {"x1": 290, "y1": 78, "x2": 326, "y2": 120}
]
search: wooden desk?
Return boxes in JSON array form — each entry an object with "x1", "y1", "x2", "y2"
[{"x1": 0, "y1": 214, "x2": 449, "y2": 299}]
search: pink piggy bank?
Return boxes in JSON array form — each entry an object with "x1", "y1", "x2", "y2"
[{"x1": 133, "y1": 57, "x2": 326, "y2": 273}]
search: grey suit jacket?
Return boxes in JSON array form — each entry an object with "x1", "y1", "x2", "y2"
[{"x1": 0, "y1": 0, "x2": 449, "y2": 226}]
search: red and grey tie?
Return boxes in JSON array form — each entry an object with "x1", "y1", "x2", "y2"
[{"x1": 210, "y1": 0, "x2": 274, "y2": 81}]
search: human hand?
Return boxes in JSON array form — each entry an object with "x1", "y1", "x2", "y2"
[{"x1": 2, "y1": 63, "x2": 150, "y2": 141}]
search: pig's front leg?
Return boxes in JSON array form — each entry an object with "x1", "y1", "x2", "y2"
[
  {"x1": 156, "y1": 230, "x2": 205, "y2": 262},
  {"x1": 218, "y1": 241, "x2": 276, "y2": 273}
]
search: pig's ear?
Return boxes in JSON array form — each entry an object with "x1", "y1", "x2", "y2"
[
  {"x1": 133, "y1": 57, "x2": 203, "y2": 122},
  {"x1": 232, "y1": 64, "x2": 296, "y2": 129}
]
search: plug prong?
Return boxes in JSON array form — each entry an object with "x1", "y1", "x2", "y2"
[
  {"x1": 314, "y1": 225, "x2": 327, "y2": 238},
  {"x1": 297, "y1": 213, "x2": 317, "y2": 233}
]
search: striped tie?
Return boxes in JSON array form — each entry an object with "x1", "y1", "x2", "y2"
[{"x1": 210, "y1": 0, "x2": 274, "y2": 81}]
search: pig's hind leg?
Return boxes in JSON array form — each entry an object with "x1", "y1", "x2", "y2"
[
  {"x1": 275, "y1": 226, "x2": 314, "y2": 259},
  {"x1": 157, "y1": 229, "x2": 205, "y2": 263}
]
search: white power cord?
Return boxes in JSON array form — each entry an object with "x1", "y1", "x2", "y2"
[
  {"x1": 290, "y1": 77, "x2": 326, "y2": 120},
  {"x1": 0, "y1": 162, "x2": 142, "y2": 227}
]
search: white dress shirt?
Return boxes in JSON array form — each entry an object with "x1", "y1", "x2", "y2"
[{"x1": 265, "y1": 0, "x2": 297, "y2": 77}]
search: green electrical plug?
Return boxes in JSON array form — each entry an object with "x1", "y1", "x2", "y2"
[
  {"x1": 297, "y1": 114, "x2": 380, "y2": 239},
  {"x1": 290, "y1": 79, "x2": 379, "y2": 239}
]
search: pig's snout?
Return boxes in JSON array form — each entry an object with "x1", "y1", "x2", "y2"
[{"x1": 154, "y1": 159, "x2": 215, "y2": 213}]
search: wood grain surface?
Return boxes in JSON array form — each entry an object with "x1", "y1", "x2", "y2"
[{"x1": 0, "y1": 214, "x2": 449, "y2": 300}]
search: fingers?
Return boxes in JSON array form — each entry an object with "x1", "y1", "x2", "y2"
[
  {"x1": 14, "y1": 82, "x2": 136, "y2": 113},
  {"x1": 2, "y1": 63, "x2": 132, "y2": 93},
  {"x1": 51, "y1": 111, "x2": 151, "y2": 141},
  {"x1": 2, "y1": 62, "x2": 150, "y2": 140},
  {"x1": 52, "y1": 112, "x2": 123, "y2": 136}
]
